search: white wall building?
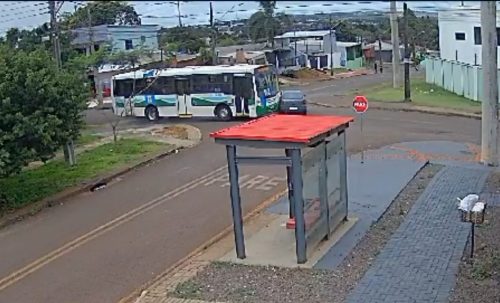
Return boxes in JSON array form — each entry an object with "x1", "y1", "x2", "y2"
[
  {"x1": 438, "y1": 7, "x2": 500, "y2": 66},
  {"x1": 274, "y1": 30, "x2": 337, "y2": 55}
]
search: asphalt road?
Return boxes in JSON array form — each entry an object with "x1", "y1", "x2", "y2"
[{"x1": 0, "y1": 72, "x2": 480, "y2": 303}]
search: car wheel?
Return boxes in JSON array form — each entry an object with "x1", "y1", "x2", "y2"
[
  {"x1": 145, "y1": 105, "x2": 159, "y2": 122},
  {"x1": 215, "y1": 104, "x2": 233, "y2": 121}
]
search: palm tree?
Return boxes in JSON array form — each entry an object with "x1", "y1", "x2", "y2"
[
  {"x1": 247, "y1": 1, "x2": 282, "y2": 47},
  {"x1": 259, "y1": 1, "x2": 278, "y2": 47}
]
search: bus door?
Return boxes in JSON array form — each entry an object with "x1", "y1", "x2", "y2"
[
  {"x1": 233, "y1": 73, "x2": 253, "y2": 116},
  {"x1": 175, "y1": 77, "x2": 191, "y2": 116}
]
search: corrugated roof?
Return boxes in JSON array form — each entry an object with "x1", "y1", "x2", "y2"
[
  {"x1": 216, "y1": 43, "x2": 267, "y2": 56},
  {"x1": 365, "y1": 40, "x2": 403, "y2": 51},
  {"x1": 337, "y1": 42, "x2": 361, "y2": 48},
  {"x1": 275, "y1": 30, "x2": 331, "y2": 39}
]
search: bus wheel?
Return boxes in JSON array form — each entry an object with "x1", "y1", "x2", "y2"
[
  {"x1": 215, "y1": 104, "x2": 232, "y2": 121},
  {"x1": 145, "y1": 105, "x2": 159, "y2": 122}
]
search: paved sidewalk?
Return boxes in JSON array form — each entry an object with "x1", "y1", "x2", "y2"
[{"x1": 346, "y1": 166, "x2": 489, "y2": 303}]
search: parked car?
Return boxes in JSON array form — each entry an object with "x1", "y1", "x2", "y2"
[{"x1": 279, "y1": 90, "x2": 307, "y2": 115}]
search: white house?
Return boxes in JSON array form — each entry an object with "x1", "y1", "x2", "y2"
[
  {"x1": 274, "y1": 30, "x2": 338, "y2": 69},
  {"x1": 438, "y1": 7, "x2": 500, "y2": 66},
  {"x1": 365, "y1": 40, "x2": 404, "y2": 63},
  {"x1": 71, "y1": 24, "x2": 161, "y2": 54},
  {"x1": 274, "y1": 30, "x2": 337, "y2": 55}
]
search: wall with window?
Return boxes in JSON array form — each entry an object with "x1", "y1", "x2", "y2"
[
  {"x1": 108, "y1": 25, "x2": 160, "y2": 52},
  {"x1": 438, "y1": 10, "x2": 500, "y2": 66}
]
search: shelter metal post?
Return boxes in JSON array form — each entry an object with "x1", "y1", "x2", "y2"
[
  {"x1": 285, "y1": 149, "x2": 295, "y2": 219},
  {"x1": 319, "y1": 142, "x2": 329, "y2": 237},
  {"x1": 339, "y1": 131, "x2": 349, "y2": 219},
  {"x1": 226, "y1": 144, "x2": 246, "y2": 259},
  {"x1": 290, "y1": 148, "x2": 307, "y2": 264}
]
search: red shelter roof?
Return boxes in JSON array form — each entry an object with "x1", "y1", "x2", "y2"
[{"x1": 210, "y1": 114, "x2": 353, "y2": 144}]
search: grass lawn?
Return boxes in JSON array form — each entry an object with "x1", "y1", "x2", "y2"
[
  {"x1": 362, "y1": 78, "x2": 482, "y2": 113},
  {"x1": 75, "y1": 132, "x2": 105, "y2": 146},
  {"x1": 0, "y1": 138, "x2": 168, "y2": 212}
]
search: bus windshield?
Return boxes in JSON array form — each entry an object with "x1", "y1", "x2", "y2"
[{"x1": 254, "y1": 66, "x2": 279, "y2": 98}]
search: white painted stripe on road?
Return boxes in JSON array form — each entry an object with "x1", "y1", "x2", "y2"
[
  {"x1": 0, "y1": 165, "x2": 228, "y2": 292},
  {"x1": 203, "y1": 172, "x2": 286, "y2": 191}
]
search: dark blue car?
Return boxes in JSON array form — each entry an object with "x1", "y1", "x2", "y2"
[{"x1": 279, "y1": 90, "x2": 307, "y2": 115}]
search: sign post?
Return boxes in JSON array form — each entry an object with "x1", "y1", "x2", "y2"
[{"x1": 353, "y1": 95, "x2": 369, "y2": 163}]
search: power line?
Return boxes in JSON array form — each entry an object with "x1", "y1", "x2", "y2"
[
  {"x1": 1, "y1": 2, "x2": 47, "y2": 12},
  {"x1": 0, "y1": 11, "x2": 50, "y2": 26},
  {"x1": 0, "y1": 5, "x2": 49, "y2": 17},
  {"x1": 0, "y1": 10, "x2": 49, "y2": 21},
  {"x1": 0, "y1": 3, "x2": 49, "y2": 21},
  {"x1": 0, "y1": 1, "x2": 30, "y2": 7}
]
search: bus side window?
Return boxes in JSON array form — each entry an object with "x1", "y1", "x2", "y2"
[
  {"x1": 192, "y1": 75, "x2": 209, "y2": 93},
  {"x1": 134, "y1": 79, "x2": 147, "y2": 95},
  {"x1": 175, "y1": 78, "x2": 190, "y2": 95},
  {"x1": 160, "y1": 77, "x2": 175, "y2": 95},
  {"x1": 114, "y1": 79, "x2": 134, "y2": 98},
  {"x1": 233, "y1": 75, "x2": 253, "y2": 99}
]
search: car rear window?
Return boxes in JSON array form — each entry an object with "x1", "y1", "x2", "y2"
[{"x1": 282, "y1": 91, "x2": 304, "y2": 99}]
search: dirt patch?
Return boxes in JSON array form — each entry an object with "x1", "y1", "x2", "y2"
[
  {"x1": 172, "y1": 164, "x2": 442, "y2": 303},
  {"x1": 482, "y1": 171, "x2": 500, "y2": 194},
  {"x1": 449, "y1": 172, "x2": 500, "y2": 303},
  {"x1": 151, "y1": 126, "x2": 189, "y2": 140},
  {"x1": 292, "y1": 68, "x2": 332, "y2": 80}
]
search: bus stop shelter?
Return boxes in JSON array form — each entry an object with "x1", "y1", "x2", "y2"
[{"x1": 210, "y1": 114, "x2": 353, "y2": 264}]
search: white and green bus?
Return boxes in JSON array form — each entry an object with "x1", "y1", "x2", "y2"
[{"x1": 111, "y1": 64, "x2": 281, "y2": 121}]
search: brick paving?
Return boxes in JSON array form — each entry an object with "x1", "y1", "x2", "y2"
[
  {"x1": 137, "y1": 260, "x2": 217, "y2": 303},
  {"x1": 346, "y1": 166, "x2": 489, "y2": 303}
]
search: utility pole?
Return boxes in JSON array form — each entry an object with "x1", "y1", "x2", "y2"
[
  {"x1": 480, "y1": 1, "x2": 499, "y2": 166},
  {"x1": 87, "y1": 5, "x2": 94, "y2": 54},
  {"x1": 403, "y1": 2, "x2": 411, "y2": 101},
  {"x1": 86, "y1": 4, "x2": 102, "y2": 108},
  {"x1": 294, "y1": 22, "x2": 297, "y2": 66},
  {"x1": 210, "y1": 2, "x2": 217, "y2": 65},
  {"x1": 176, "y1": 1, "x2": 183, "y2": 27},
  {"x1": 390, "y1": 0, "x2": 400, "y2": 87},
  {"x1": 49, "y1": 1, "x2": 75, "y2": 166},
  {"x1": 378, "y1": 37, "x2": 383, "y2": 73},
  {"x1": 49, "y1": 1, "x2": 62, "y2": 69},
  {"x1": 330, "y1": 14, "x2": 334, "y2": 76}
]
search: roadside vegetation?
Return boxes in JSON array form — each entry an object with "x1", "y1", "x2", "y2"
[
  {"x1": 449, "y1": 172, "x2": 500, "y2": 303},
  {"x1": 0, "y1": 139, "x2": 168, "y2": 213},
  {"x1": 362, "y1": 78, "x2": 481, "y2": 113}
]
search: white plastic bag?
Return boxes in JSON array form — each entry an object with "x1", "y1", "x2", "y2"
[
  {"x1": 457, "y1": 194, "x2": 479, "y2": 212},
  {"x1": 472, "y1": 202, "x2": 485, "y2": 213}
]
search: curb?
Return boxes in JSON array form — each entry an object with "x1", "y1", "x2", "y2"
[
  {"x1": 118, "y1": 188, "x2": 288, "y2": 303},
  {"x1": 310, "y1": 101, "x2": 482, "y2": 120},
  {"x1": 280, "y1": 69, "x2": 372, "y2": 86},
  {"x1": 0, "y1": 145, "x2": 185, "y2": 230}
]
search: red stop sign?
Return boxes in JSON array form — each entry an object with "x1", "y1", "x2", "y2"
[{"x1": 353, "y1": 95, "x2": 368, "y2": 113}]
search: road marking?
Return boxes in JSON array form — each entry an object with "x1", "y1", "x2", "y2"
[
  {"x1": 203, "y1": 172, "x2": 286, "y2": 191},
  {"x1": 0, "y1": 165, "x2": 228, "y2": 292}
]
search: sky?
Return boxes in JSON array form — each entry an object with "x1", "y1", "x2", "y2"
[{"x1": 0, "y1": 1, "x2": 479, "y2": 36}]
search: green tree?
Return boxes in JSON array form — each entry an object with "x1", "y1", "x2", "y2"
[
  {"x1": 248, "y1": 2, "x2": 290, "y2": 46},
  {"x1": 62, "y1": 1, "x2": 141, "y2": 29},
  {"x1": 159, "y1": 26, "x2": 208, "y2": 54},
  {"x1": 258, "y1": 1, "x2": 278, "y2": 46},
  {"x1": 0, "y1": 46, "x2": 89, "y2": 177},
  {"x1": 5, "y1": 28, "x2": 20, "y2": 48},
  {"x1": 398, "y1": 9, "x2": 438, "y2": 55},
  {"x1": 198, "y1": 47, "x2": 213, "y2": 64}
]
